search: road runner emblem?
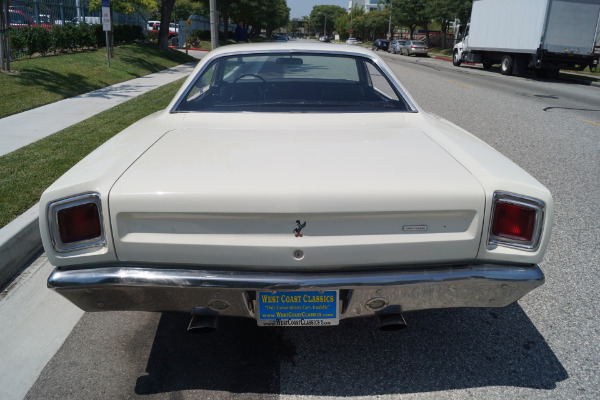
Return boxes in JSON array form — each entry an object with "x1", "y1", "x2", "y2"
[{"x1": 294, "y1": 220, "x2": 307, "y2": 237}]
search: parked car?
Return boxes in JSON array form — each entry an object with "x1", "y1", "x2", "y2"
[
  {"x1": 147, "y1": 20, "x2": 160, "y2": 31},
  {"x1": 41, "y1": 43, "x2": 553, "y2": 332},
  {"x1": 271, "y1": 34, "x2": 288, "y2": 42},
  {"x1": 72, "y1": 16, "x2": 101, "y2": 25},
  {"x1": 401, "y1": 40, "x2": 428, "y2": 56},
  {"x1": 388, "y1": 39, "x2": 407, "y2": 54},
  {"x1": 9, "y1": 9, "x2": 52, "y2": 29},
  {"x1": 371, "y1": 39, "x2": 389, "y2": 51},
  {"x1": 152, "y1": 22, "x2": 178, "y2": 38},
  {"x1": 346, "y1": 37, "x2": 358, "y2": 45},
  {"x1": 318, "y1": 35, "x2": 330, "y2": 42}
]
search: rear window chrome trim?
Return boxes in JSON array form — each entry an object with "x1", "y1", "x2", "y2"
[{"x1": 170, "y1": 49, "x2": 418, "y2": 114}]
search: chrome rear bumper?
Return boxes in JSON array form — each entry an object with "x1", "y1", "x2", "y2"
[{"x1": 48, "y1": 263, "x2": 544, "y2": 319}]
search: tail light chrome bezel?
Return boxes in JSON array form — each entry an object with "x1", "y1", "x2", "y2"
[
  {"x1": 488, "y1": 192, "x2": 545, "y2": 251},
  {"x1": 47, "y1": 193, "x2": 106, "y2": 253}
]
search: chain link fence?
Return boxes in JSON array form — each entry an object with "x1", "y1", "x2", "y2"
[{"x1": 8, "y1": 0, "x2": 147, "y2": 28}]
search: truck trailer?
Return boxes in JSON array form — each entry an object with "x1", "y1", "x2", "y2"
[{"x1": 453, "y1": 0, "x2": 600, "y2": 77}]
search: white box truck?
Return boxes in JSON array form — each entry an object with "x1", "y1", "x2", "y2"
[{"x1": 453, "y1": 0, "x2": 600, "y2": 77}]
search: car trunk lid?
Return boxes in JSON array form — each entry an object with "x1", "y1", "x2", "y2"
[{"x1": 109, "y1": 114, "x2": 485, "y2": 269}]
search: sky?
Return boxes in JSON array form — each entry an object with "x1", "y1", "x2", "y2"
[{"x1": 287, "y1": 0, "x2": 350, "y2": 19}]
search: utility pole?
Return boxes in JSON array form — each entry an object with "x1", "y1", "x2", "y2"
[
  {"x1": 210, "y1": 0, "x2": 218, "y2": 50},
  {"x1": 388, "y1": 0, "x2": 392, "y2": 40},
  {"x1": 349, "y1": 1, "x2": 353, "y2": 31},
  {"x1": 1, "y1": 0, "x2": 10, "y2": 72}
]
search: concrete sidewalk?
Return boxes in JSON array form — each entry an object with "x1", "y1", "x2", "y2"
[
  {"x1": 0, "y1": 50, "x2": 206, "y2": 157},
  {"x1": 0, "y1": 50, "x2": 207, "y2": 289}
]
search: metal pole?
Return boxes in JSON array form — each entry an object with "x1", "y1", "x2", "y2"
[
  {"x1": 105, "y1": 31, "x2": 110, "y2": 67},
  {"x1": 323, "y1": 14, "x2": 326, "y2": 38},
  {"x1": 210, "y1": 0, "x2": 218, "y2": 50},
  {"x1": 5, "y1": 0, "x2": 9, "y2": 71},
  {"x1": 34, "y1": 0, "x2": 39, "y2": 25},
  {"x1": 350, "y1": 1, "x2": 353, "y2": 33},
  {"x1": 76, "y1": 0, "x2": 81, "y2": 23},
  {"x1": 0, "y1": 3, "x2": 4, "y2": 71},
  {"x1": 388, "y1": 1, "x2": 392, "y2": 40}
]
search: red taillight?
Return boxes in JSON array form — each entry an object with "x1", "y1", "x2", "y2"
[
  {"x1": 57, "y1": 203, "x2": 101, "y2": 244},
  {"x1": 491, "y1": 202, "x2": 536, "y2": 242},
  {"x1": 425, "y1": 47, "x2": 429, "y2": 50},
  {"x1": 411, "y1": 46, "x2": 417, "y2": 49}
]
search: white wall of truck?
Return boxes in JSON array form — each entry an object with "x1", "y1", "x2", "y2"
[{"x1": 453, "y1": 0, "x2": 600, "y2": 76}]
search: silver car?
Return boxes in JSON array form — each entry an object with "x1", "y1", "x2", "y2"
[
  {"x1": 402, "y1": 40, "x2": 428, "y2": 57},
  {"x1": 388, "y1": 40, "x2": 406, "y2": 54}
]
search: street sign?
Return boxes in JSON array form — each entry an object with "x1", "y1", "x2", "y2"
[
  {"x1": 102, "y1": 6, "x2": 111, "y2": 31},
  {"x1": 101, "y1": 0, "x2": 109, "y2": 7}
]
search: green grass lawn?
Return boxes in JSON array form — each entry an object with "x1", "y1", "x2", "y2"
[
  {"x1": 0, "y1": 43, "x2": 196, "y2": 119},
  {"x1": 0, "y1": 78, "x2": 185, "y2": 228}
]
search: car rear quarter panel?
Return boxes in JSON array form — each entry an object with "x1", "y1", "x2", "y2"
[
  {"x1": 39, "y1": 111, "x2": 178, "y2": 267},
  {"x1": 419, "y1": 113, "x2": 554, "y2": 264}
]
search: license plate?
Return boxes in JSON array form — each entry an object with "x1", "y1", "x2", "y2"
[{"x1": 257, "y1": 290, "x2": 339, "y2": 327}]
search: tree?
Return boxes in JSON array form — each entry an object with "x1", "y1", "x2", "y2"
[
  {"x1": 391, "y1": 0, "x2": 433, "y2": 42},
  {"x1": 158, "y1": 0, "x2": 176, "y2": 49},
  {"x1": 363, "y1": 9, "x2": 389, "y2": 40},
  {"x1": 172, "y1": 0, "x2": 208, "y2": 21},
  {"x1": 199, "y1": 0, "x2": 290, "y2": 40},
  {"x1": 334, "y1": 13, "x2": 351, "y2": 40},
  {"x1": 427, "y1": 0, "x2": 473, "y2": 48},
  {"x1": 288, "y1": 17, "x2": 309, "y2": 37},
  {"x1": 253, "y1": 0, "x2": 290, "y2": 37},
  {"x1": 309, "y1": 5, "x2": 346, "y2": 37}
]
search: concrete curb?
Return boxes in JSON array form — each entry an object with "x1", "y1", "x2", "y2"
[
  {"x1": 0, "y1": 204, "x2": 42, "y2": 289},
  {"x1": 432, "y1": 54, "x2": 600, "y2": 87},
  {"x1": 434, "y1": 55, "x2": 475, "y2": 66}
]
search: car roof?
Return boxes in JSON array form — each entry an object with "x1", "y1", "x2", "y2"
[{"x1": 208, "y1": 42, "x2": 377, "y2": 58}]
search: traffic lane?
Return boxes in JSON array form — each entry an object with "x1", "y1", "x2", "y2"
[
  {"x1": 385, "y1": 53, "x2": 600, "y2": 131},
  {"x1": 26, "y1": 307, "x2": 567, "y2": 399},
  {"x1": 383, "y1": 52, "x2": 600, "y2": 397}
]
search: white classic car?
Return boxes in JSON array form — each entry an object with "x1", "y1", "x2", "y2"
[{"x1": 41, "y1": 43, "x2": 553, "y2": 331}]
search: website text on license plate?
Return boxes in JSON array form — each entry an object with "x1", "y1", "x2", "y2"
[{"x1": 257, "y1": 290, "x2": 339, "y2": 326}]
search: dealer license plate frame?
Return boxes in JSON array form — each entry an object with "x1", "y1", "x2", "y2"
[{"x1": 256, "y1": 290, "x2": 339, "y2": 327}]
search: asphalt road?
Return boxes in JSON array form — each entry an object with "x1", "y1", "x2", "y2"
[{"x1": 24, "y1": 51, "x2": 600, "y2": 399}]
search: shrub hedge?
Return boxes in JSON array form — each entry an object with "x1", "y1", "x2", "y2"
[{"x1": 10, "y1": 24, "x2": 145, "y2": 58}]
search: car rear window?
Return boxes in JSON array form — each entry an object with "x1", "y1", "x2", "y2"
[{"x1": 174, "y1": 52, "x2": 411, "y2": 113}]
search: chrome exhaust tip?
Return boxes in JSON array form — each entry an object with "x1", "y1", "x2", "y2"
[
  {"x1": 375, "y1": 306, "x2": 408, "y2": 331},
  {"x1": 187, "y1": 308, "x2": 218, "y2": 333}
]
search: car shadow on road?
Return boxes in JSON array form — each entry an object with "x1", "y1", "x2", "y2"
[{"x1": 135, "y1": 303, "x2": 567, "y2": 396}]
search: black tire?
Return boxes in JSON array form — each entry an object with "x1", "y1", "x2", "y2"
[
  {"x1": 453, "y1": 50, "x2": 462, "y2": 66},
  {"x1": 500, "y1": 55, "x2": 513, "y2": 75},
  {"x1": 482, "y1": 60, "x2": 493, "y2": 70}
]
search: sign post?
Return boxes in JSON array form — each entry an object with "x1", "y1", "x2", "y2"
[
  {"x1": 101, "y1": 0, "x2": 111, "y2": 67},
  {"x1": 185, "y1": 19, "x2": 192, "y2": 55}
]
